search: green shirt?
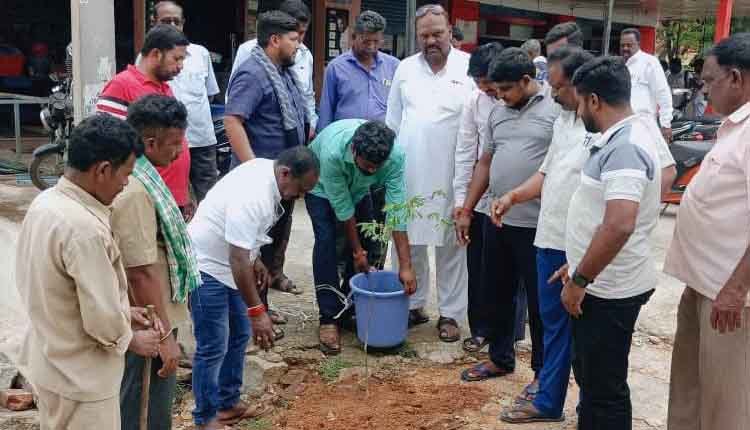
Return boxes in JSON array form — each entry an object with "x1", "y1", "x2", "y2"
[{"x1": 309, "y1": 119, "x2": 407, "y2": 230}]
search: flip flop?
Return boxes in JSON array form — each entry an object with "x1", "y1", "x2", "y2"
[
  {"x1": 460, "y1": 362, "x2": 512, "y2": 382},
  {"x1": 499, "y1": 401, "x2": 565, "y2": 424},
  {"x1": 462, "y1": 336, "x2": 489, "y2": 353},
  {"x1": 437, "y1": 317, "x2": 460, "y2": 343},
  {"x1": 515, "y1": 379, "x2": 540, "y2": 403},
  {"x1": 270, "y1": 275, "x2": 302, "y2": 295},
  {"x1": 217, "y1": 402, "x2": 271, "y2": 425}
]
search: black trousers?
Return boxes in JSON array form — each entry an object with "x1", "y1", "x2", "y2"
[
  {"x1": 189, "y1": 145, "x2": 218, "y2": 202},
  {"x1": 258, "y1": 199, "x2": 294, "y2": 307},
  {"x1": 467, "y1": 212, "x2": 491, "y2": 338},
  {"x1": 484, "y1": 223, "x2": 544, "y2": 375},
  {"x1": 573, "y1": 289, "x2": 654, "y2": 430}
]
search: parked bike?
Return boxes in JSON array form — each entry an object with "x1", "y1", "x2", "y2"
[
  {"x1": 30, "y1": 43, "x2": 73, "y2": 190},
  {"x1": 30, "y1": 75, "x2": 73, "y2": 190}
]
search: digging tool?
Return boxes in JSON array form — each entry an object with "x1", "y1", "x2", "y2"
[{"x1": 140, "y1": 305, "x2": 156, "y2": 430}]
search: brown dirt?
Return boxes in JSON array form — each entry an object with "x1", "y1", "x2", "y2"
[{"x1": 276, "y1": 367, "x2": 490, "y2": 430}]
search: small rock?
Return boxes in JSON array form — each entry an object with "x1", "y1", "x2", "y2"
[
  {"x1": 279, "y1": 369, "x2": 308, "y2": 386},
  {"x1": 0, "y1": 408, "x2": 39, "y2": 430},
  {"x1": 261, "y1": 351, "x2": 284, "y2": 363},
  {"x1": 279, "y1": 382, "x2": 305, "y2": 401},
  {"x1": 0, "y1": 390, "x2": 34, "y2": 411},
  {"x1": 326, "y1": 411, "x2": 336, "y2": 421},
  {"x1": 337, "y1": 366, "x2": 367, "y2": 382},
  {"x1": 246, "y1": 343, "x2": 261, "y2": 355},
  {"x1": 242, "y1": 356, "x2": 288, "y2": 395},
  {"x1": 283, "y1": 349, "x2": 324, "y2": 365},
  {"x1": 426, "y1": 351, "x2": 455, "y2": 365},
  {"x1": 378, "y1": 355, "x2": 399, "y2": 366}
]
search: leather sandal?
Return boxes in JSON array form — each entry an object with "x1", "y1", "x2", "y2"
[
  {"x1": 318, "y1": 324, "x2": 341, "y2": 355},
  {"x1": 437, "y1": 316, "x2": 460, "y2": 343}
]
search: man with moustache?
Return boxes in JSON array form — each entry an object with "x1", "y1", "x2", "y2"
[
  {"x1": 223, "y1": 10, "x2": 308, "y2": 337},
  {"x1": 97, "y1": 24, "x2": 193, "y2": 219},
  {"x1": 494, "y1": 48, "x2": 676, "y2": 424},
  {"x1": 386, "y1": 3, "x2": 475, "y2": 343},
  {"x1": 665, "y1": 33, "x2": 750, "y2": 430},
  {"x1": 453, "y1": 42, "x2": 505, "y2": 353},
  {"x1": 456, "y1": 48, "x2": 559, "y2": 397},
  {"x1": 562, "y1": 56, "x2": 665, "y2": 429},
  {"x1": 112, "y1": 95, "x2": 200, "y2": 430}
]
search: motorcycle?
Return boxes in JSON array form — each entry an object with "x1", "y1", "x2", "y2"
[
  {"x1": 30, "y1": 43, "x2": 73, "y2": 190},
  {"x1": 212, "y1": 105, "x2": 232, "y2": 178},
  {"x1": 30, "y1": 75, "x2": 73, "y2": 190}
]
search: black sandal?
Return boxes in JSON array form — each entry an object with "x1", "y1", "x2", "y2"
[
  {"x1": 408, "y1": 309, "x2": 430, "y2": 327},
  {"x1": 462, "y1": 336, "x2": 488, "y2": 353}
]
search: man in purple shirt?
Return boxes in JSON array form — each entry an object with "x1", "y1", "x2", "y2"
[{"x1": 317, "y1": 10, "x2": 400, "y2": 132}]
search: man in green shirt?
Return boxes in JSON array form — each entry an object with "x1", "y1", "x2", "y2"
[{"x1": 306, "y1": 119, "x2": 417, "y2": 354}]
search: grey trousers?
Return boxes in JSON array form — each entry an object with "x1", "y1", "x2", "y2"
[
  {"x1": 120, "y1": 350, "x2": 177, "y2": 430},
  {"x1": 189, "y1": 145, "x2": 218, "y2": 202}
]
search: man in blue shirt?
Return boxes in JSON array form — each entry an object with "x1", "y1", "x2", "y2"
[
  {"x1": 317, "y1": 10, "x2": 400, "y2": 132},
  {"x1": 223, "y1": 10, "x2": 308, "y2": 334}
]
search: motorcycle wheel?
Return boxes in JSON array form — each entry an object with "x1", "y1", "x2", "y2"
[{"x1": 30, "y1": 151, "x2": 65, "y2": 190}]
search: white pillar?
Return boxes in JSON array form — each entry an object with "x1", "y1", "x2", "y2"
[{"x1": 70, "y1": 0, "x2": 116, "y2": 124}]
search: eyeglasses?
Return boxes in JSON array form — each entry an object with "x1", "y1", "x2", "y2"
[
  {"x1": 416, "y1": 4, "x2": 446, "y2": 18},
  {"x1": 158, "y1": 17, "x2": 183, "y2": 26}
]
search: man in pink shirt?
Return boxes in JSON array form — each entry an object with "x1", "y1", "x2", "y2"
[{"x1": 664, "y1": 32, "x2": 750, "y2": 430}]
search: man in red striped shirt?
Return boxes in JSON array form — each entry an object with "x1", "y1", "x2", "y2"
[{"x1": 97, "y1": 24, "x2": 194, "y2": 218}]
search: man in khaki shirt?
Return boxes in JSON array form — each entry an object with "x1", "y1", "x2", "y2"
[
  {"x1": 111, "y1": 94, "x2": 191, "y2": 430},
  {"x1": 16, "y1": 115, "x2": 162, "y2": 430}
]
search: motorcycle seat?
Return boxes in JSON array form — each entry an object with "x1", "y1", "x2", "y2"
[{"x1": 670, "y1": 140, "x2": 713, "y2": 165}]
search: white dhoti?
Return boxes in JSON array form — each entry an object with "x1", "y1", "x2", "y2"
[{"x1": 392, "y1": 235, "x2": 468, "y2": 321}]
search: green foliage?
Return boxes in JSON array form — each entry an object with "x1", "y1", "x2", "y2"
[
  {"x1": 317, "y1": 356, "x2": 353, "y2": 383},
  {"x1": 358, "y1": 191, "x2": 452, "y2": 267}
]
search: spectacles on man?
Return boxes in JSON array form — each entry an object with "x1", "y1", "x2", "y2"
[{"x1": 158, "y1": 17, "x2": 183, "y2": 26}]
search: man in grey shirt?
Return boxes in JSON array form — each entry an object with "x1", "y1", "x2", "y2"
[{"x1": 456, "y1": 48, "x2": 559, "y2": 394}]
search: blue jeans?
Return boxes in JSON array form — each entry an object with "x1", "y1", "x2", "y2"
[
  {"x1": 532, "y1": 248, "x2": 571, "y2": 417},
  {"x1": 190, "y1": 272, "x2": 252, "y2": 426}
]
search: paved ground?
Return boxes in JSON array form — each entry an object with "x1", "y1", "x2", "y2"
[{"x1": 0, "y1": 181, "x2": 685, "y2": 429}]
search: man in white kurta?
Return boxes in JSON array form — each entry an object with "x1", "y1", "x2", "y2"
[{"x1": 385, "y1": 4, "x2": 473, "y2": 341}]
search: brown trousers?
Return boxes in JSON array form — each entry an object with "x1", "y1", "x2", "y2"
[
  {"x1": 668, "y1": 287, "x2": 750, "y2": 430},
  {"x1": 36, "y1": 386, "x2": 120, "y2": 430}
]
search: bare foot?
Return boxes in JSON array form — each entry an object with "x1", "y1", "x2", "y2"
[{"x1": 217, "y1": 400, "x2": 266, "y2": 425}]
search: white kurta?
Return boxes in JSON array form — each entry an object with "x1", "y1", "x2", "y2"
[{"x1": 385, "y1": 48, "x2": 474, "y2": 246}]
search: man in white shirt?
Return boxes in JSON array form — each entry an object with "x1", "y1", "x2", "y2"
[
  {"x1": 153, "y1": 1, "x2": 221, "y2": 202},
  {"x1": 453, "y1": 42, "x2": 504, "y2": 352},
  {"x1": 621, "y1": 28, "x2": 674, "y2": 142},
  {"x1": 230, "y1": 0, "x2": 317, "y2": 138},
  {"x1": 561, "y1": 56, "x2": 664, "y2": 429},
  {"x1": 386, "y1": 3, "x2": 474, "y2": 342},
  {"x1": 187, "y1": 146, "x2": 318, "y2": 429}
]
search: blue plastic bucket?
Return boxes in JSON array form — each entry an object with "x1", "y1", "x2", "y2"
[{"x1": 349, "y1": 271, "x2": 409, "y2": 348}]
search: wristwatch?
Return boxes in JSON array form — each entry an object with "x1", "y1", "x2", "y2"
[{"x1": 571, "y1": 270, "x2": 592, "y2": 288}]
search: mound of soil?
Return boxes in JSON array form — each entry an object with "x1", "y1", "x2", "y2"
[{"x1": 277, "y1": 367, "x2": 490, "y2": 430}]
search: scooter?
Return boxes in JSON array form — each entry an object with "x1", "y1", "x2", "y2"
[
  {"x1": 211, "y1": 105, "x2": 232, "y2": 178},
  {"x1": 661, "y1": 138, "x2": 714, "y2": 213}
]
